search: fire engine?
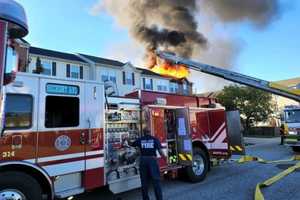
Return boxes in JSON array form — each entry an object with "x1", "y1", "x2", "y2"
[
  {"x1": 281, "y1": 105, "x2": 300, "y2": 150},
  {"x1": 0, "y1": 1, "x2": 235, "y2": 200},
  {"x1": 0, "y1": 1, "x2": 299, "y2": 200},
  {"x1": 1, "y1": 72, "x2": 232, "y2": 199}
]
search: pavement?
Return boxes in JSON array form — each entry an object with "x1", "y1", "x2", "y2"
[{"x1": 75, "y1": 137, "x2": 300, "y2": 200}]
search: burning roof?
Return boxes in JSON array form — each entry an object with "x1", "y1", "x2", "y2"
[{"x1": 146, "y1": 50, "x2": 189, "y2": 79}]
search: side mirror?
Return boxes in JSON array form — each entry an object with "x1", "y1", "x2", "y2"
[
  {"x1": 4, "y1": 45, "x2": 18, "y2": 85},
  {"x1": 280, "y1": 113, "x2": 284, "y2": 122}
]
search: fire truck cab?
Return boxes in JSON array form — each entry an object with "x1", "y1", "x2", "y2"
[{"x1": 1, "y1": 73, "x2": 105, "y2": 199}]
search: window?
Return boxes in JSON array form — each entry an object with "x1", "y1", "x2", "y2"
[
  {"x1": 100, "y1": 70, "x2": 116, "y2": 83},
  {"x1": 143, "y1": 78, "x2": 153, "y2": 90},
  {"x1": 5, "y1": 94, "x2": 33, "y2": 129},
  {"x1": 45, "y1": 96, "x2": 79, "y2": 128},
  {"x1": 70, "y1": 65, "x2": 80, "y2": 79},
  {"x1": 123, "y1": 72, "x2": 135, "y2": 85},
  {"x1": 67, "y1": 64, "x2": 83, "y2": 79},
  {"x1": 41, "y1": 60, "x2": 52, "y2": 76},
  {"x1": 169, "y1": 82, "x2": 179, "y2": 93},
  {"x1": 157, "y1": 80, "x2": 169, "y2": 92},
  {"x1": 183, "y1": 82, "x2": 189, "y2": 95},
  {"x1": 285, "y1": 110, "x2": 300, "y2": 123}
]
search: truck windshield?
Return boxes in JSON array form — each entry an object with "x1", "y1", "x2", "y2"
[{"x1": 285, "y1": 110, "x2": 300, "y2": 123}]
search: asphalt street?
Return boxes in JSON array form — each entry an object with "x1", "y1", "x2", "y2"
[{"x1": 75, "y1": 137, "x2": 300, "y2": 200}]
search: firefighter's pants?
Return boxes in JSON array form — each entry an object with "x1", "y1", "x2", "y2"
[{"x1": 139, "y1": 156, "x2": 163, "y2": 200}]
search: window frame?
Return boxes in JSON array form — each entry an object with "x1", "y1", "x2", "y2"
[
  {"x1": 169, "y1": 82, "x2": 179, "y2": 93},
  {"x1": 4, "y1": 93, "x2": 34, "y2": 130},
  {"x1": 41, "y1": 60, "x2": 52, "y2": 76},
  {"x1": 144, "y1": 78, "x2": 153, "y2": 90},
  {"x1": 100, "y1": 69, "x2": 117, "y2": 83},
  {"x1": 157, "y1": 79, "x2": 169, "y2": 92},
  {"x1": 124, "y1": 72, "x2": 134, "y2": 85},
  {"x1": 70, "y1": 64, "x2": 80, "y2": 79}
]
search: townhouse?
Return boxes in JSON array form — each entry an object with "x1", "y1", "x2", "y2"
[{"x1": 19, "y1": 45, "x2": 193, "y2": 97}]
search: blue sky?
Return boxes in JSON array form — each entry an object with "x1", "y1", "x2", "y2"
[{"x1": 16, "y1": 0, "x2": 300, "y2": 83}]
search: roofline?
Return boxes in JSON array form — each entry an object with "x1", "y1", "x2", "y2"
[
  {"x1": 78, "y1": 53, "x2": 125, "y2": 67},
  {"x1": 29, "y1": 53, "x2": 88, "y2": 65},
  {"x1": 29, "y1": 46, "x2": 88, "y2": 64}
]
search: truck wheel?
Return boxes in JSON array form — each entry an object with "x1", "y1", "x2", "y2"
[
  {"x1": 185, "y1": 148, "x2": 209, "y2": 183},
  {"x1": 292, "y1": 146, "x2": 300, "y2": 152},
  {"x1": 0, "y1": 171, "x2": 42, "y2": 200}
]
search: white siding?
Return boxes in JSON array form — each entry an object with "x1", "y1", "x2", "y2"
[
  {"x1": 117, "y1": 64, "x2": 141, "y2": 96},
  {"x1": 28, "y1": 53, "x2": 192, "y2": 97},
  {"x1": 29, "y1": 55, "x2": 89, "y2": 80}
]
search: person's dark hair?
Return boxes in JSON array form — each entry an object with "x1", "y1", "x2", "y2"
[{"x1": 143, "y1": 128, "x2": 151, "y2": 136}]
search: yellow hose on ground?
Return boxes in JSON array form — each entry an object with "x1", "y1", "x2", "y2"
[{"x1": 236, "y1": 155, "x2": 300, "y2": 200}]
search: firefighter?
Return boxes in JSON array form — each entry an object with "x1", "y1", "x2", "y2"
[
  {"x1": 280, "y1": 123, "x2": 288, "y2": 145},
  {"x1": 131, "y1": 128, "x2": 166, "y2": 200}
]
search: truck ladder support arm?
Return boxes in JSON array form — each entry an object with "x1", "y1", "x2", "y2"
[{"x1": 156, "y1": 51, "x2": 300, "y2": 102}]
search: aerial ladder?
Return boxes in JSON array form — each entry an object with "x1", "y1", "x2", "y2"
[
  {"x1": 156, "y1": 51, "x2": 300, "y2": 102},
  {"x1": 157, "y1": 51, "x2": 300, "y2": 149}
]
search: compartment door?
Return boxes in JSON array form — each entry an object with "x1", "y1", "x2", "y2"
[
  {"x1": 84, "y1": 83, "x2": 105, "y2": 189},
  {"x1": 176, "y1": 108, "x2": 193, "y2": 166},
  {"x1": 146, "y1": 107, "x2": 168, "y2": 168},
  {"x1": 195, "y1": 110, "x2": 211, "y2": 150}
]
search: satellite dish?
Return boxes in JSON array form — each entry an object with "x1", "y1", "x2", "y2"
[{"x1": 0, "y1": 0, "x2": 28, "y2": 38}]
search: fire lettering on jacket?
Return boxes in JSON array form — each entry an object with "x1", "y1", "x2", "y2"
[{"x1": 141, "y1": 140, "x2": 154, "y2": 149}]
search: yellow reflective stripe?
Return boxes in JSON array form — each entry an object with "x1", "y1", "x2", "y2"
[
  {"x1": 269, "y1": 82, "x2": 300, "y2": 95},
  {"x1": 255, "y1": 161, "x2": 300, "y2": 200},
  {"x1": 235, "y1": 146, "x2": 243, "y2": 151},
  {"x1": 230, "y1": 146, "x2": 235, "y2": 151},
  {"x1": 178, "y1": 154, "x2": 186, "y2": 161},
  {"x1": 186, "y1": 154, "x2": 192, "y2": 161}
]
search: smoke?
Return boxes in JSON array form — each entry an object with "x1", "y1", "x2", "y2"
[
  {"x1": 202, "y1": 0, "x2": 280, "y2": 28},
  {"x1": 90, "y1": 0, "x2": 281, "y2": 92},
  {"x1": 92, "y1": 0, "x2": 280, "y2": 58},
  {"x1": 92, "y1": 0, "x2": 208, "y2": 58}
]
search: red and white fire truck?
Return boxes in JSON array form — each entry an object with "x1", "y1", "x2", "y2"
[
  {"x1": 0, "y1": 1, "x2": 299, "y2": 200},
  {"x1": 0, "y1": 2, "x2": 234, "y2": 200},
  {"x1": 0, "y1": 72, "x2": 231, "y2": 200}
]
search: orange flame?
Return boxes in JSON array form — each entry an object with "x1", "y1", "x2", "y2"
[{"x1": 146, "y1": 51, "x2": 189, "y2": 79}]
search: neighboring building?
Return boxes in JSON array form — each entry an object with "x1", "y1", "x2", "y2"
[
  {"x1": 28, "y1": 47, "x2": 90, "y2": 80},
  {"x1": 18, "y1": 44, "x2": 193, "y2": 96}
]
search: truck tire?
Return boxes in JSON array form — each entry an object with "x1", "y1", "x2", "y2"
[
  {"x1": 185, "y1": 148, "x2": 209, "y2": 183},
  {"x1": 0, "y1": 171, "x2": 42, "y2": 200},
  {"x1": 292, "y1": 146, "x2": 300, "y2": 152}
]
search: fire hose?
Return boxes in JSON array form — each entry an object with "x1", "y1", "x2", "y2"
[{"x1": 237, "y1": 155, "x2": 300, "y2": 200}]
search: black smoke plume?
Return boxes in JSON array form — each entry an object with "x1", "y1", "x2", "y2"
[{"x1": 92, "y1": 0, "x2": 280, "y2": 59}]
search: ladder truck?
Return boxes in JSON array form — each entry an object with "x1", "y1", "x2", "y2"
[{"x1": 156, "y1": 51, "x2": 300, "y2": 149}]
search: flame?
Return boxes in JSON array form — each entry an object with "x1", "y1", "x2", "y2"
[
  {"x1": 146, "y1": 51, "x2": 189, "y2": 79},
  {"x1": 150, "y1": 63, "x2": 189, "y2": 79}
]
